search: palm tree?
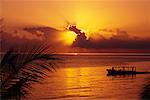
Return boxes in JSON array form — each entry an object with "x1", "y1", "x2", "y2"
[{"x1": 0, "y1": 46, "x2": 59, "y2": 100}]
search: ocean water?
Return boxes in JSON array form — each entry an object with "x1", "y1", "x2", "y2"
[{"x1": 29, "y1": 53, "x2": 150, "y2": 100}]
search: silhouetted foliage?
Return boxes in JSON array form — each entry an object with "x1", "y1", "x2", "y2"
[
  {"x1": 0, "y1": 46, "x2": 59, "y2": 100},
  {"x1": 141, "y1": 79, "x2": 150, "y2": 100}
]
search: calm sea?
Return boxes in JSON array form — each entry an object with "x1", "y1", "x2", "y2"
[{"x1": 29, "y1": 53, "x2": 150, "y2": 100}]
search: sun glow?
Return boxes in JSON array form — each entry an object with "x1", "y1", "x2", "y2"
[
  {"x1": 74, "y1": 53, "x2": 78, "y2": 55},
  {"x1": 60, "y1": 31, "x2": 77, "y2": 45}
]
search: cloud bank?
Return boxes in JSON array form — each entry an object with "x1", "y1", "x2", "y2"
[
  {"x1": 1, "y1": 25, "x2": 150, "y2": 53},
  {"x1": 69, "y1": 26, "x2": 150, "y2": 52}
]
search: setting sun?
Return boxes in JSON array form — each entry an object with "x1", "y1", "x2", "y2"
[
  {"x1": 74, "y1": 53, "x2": 78, "y2": 55},
  {"x1": 60, "y1": 31, "x2": 77, "y2": 45}
]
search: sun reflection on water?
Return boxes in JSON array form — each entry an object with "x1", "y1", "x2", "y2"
[
  {"x1": 63, "y1": 67, "x2": 104, "y2": 98},
  {"x1": 64, "y1": 68, "x2": 90, "y2": 96},
  {"x1": 29, "y1": 55, "x2": 150, "y2": 100}
]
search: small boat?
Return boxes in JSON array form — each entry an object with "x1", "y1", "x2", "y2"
[{"x1": 107, "y1": 66, "x2": 150, "y2": 76}]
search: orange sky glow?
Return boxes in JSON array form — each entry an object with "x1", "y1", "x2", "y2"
[{"x1": 1, "y1": 0, "x2": 150, "y2": 52}]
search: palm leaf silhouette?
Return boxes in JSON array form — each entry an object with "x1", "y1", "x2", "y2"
[
  {"x1": 0, "y1": 45, "x2": 59, "y2": 100},
  {"x1": 141, "y1": 78, "x2": 150, "y2": 100}
]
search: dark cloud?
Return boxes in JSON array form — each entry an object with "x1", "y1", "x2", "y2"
[
  {"x1": 1, "y1": 25, "x2": 150, "y2": 53},
  {"x1": 24, "y1": 26, "x2": 60, "y2": 38},
  {"x1": 69, "y1": 25, "x2": 89, "y2": 48},
  {"x1": 1, "y1": 26, "x2": 62, "y2": 52},
  {"x1": 1, "y1": 31, "x2": 44, "y2": 52},
  {"x1": 69, "y1": 26, "x2": 150, "y2": 52}
]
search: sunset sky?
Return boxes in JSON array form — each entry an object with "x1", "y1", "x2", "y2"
[{"x1": 1, "y1": 0, "x2": 150, "y2": 52}]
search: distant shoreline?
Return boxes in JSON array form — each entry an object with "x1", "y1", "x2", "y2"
[
  {"x1": 54, "y1": 53, "x2": 150, "y2": 56},
  {"x1": 1, "y1": 52, "x2": 150, "y2": 56}
]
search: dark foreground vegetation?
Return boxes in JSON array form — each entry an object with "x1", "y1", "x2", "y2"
[
  {"x1": 141, "y1": 79, "x2": 150, "y2": 100},
  {"x1": 0, "y1": 46, "x2": 58, "y2": 100}
]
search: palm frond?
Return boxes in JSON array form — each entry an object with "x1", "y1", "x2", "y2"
[
  {"x1": 141, "y1": 79, "x2": 150, "y2": 99},
  {"x1": 0, "y1": 46, "x2": 60, "y2": 99}
]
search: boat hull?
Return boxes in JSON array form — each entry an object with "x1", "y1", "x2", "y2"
[{"x1": 106, "y1": 69, "x2": 150, "y2": 76}]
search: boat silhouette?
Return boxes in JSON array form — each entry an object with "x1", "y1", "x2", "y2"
[{"x1": 107, "y1": 66, "x2": 150, "y2": 76}]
